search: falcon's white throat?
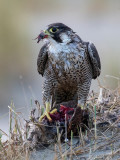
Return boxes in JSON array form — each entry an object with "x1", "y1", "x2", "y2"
[
  {"x1": 60, "y1": 33, "x2": 71, "y2": 44},
  {"x1": 47, "y1": 33, "x2": 72, "y2": 54},
  {"x1": 48, "y1": 38, "x2": 70, "y2": 55}
]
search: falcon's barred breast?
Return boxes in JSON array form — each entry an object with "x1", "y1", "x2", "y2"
[{"x1": 37, "y1": 23, "x2": 101, "y2": 106}]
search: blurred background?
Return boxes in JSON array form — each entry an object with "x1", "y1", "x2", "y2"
[{"x1": 0, "y1": 0, "x2": 120, "y2": 139}]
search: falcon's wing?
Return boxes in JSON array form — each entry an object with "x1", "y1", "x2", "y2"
[
  {"x1": 87, "y1": 42, "x2": 101, "y2": 79},
  {"x1": 37, "y1": 44, "x2": 48, "y2": 76}
]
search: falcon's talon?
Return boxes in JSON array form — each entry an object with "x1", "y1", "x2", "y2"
[
  {"x1": 39, "y1": 101, "x2": 51, "y2": 122},
  {"x1": 39, "y1": 110, "x2": 52, "y2": 122},
  {"x1": 39, "y1": 114, "x2": 46, "y2": 122},
  {"x1": 81, "y1": 106, "x2": 84, "y2": 110},
  {"x1": 78, "y1": 104, "x2": 84, "y2": 110},
  {"x1": 50, "y1": 108, "x2": 57, "y2": 114},
  {"x1": 39, "y1": 102, "x2": 57, "y2": 122}
]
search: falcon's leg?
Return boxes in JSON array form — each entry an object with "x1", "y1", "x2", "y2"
[
  {"x1": 42, "y1": 79, "x2": 55, "y2": 105},
  {"x1": 39, "y1": 101, "x2": 57, "y2": 122},
  {"x1": 39, "y1": 79, "x2": 57, "y2": 122},
  {"x1": 77, "y1": 80, "x2": 91, "y2": 109}
]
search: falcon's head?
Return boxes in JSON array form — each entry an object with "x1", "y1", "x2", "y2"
[{"x1": 36, "y1": 23, "x2": 75, "y2": 44}]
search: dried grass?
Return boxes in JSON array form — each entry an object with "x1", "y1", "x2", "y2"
[{"x1": 0, "y1": 102, "x2": 31, "y2": 160}]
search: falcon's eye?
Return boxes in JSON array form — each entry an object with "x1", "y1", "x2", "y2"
[{"x1": 49, "y1": 27, "x2": 58, "y2": 33}]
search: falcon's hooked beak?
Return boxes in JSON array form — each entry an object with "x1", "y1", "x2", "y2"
[{"x1": 35, "y1": 30, "x2": 50, "y2": 43}]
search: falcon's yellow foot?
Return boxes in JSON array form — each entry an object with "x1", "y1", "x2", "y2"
[
  {"x1": 77, "y1": 100, "x2": 85, "y2": 110},
  {"x1": 39, "y1": 102, "x2": 57, "y2": 122},
  {"x1": 78, "y1": 104, "x2": 84, "y2": 110}
]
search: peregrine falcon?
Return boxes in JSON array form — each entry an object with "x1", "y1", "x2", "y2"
[{"x1": 37, "y1": 23, "x2": 101, "y2": 108}]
